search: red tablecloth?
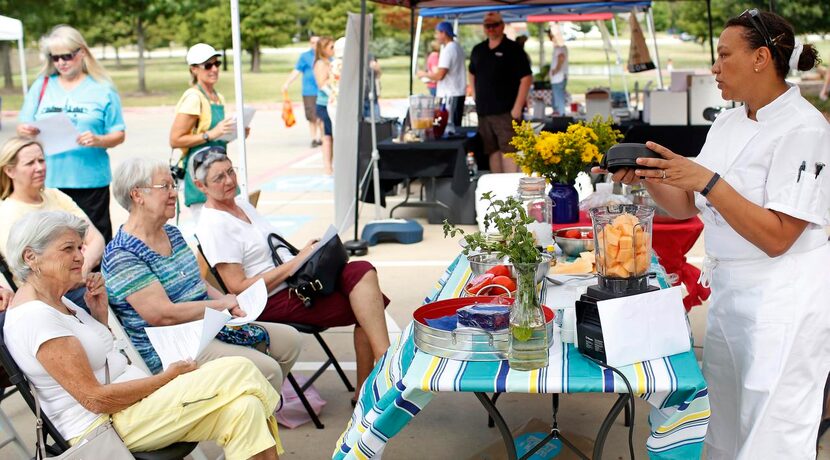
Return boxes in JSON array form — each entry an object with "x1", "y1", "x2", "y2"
[{"x1": 553, "y1": 212, "x2": 710, "y2": 310}]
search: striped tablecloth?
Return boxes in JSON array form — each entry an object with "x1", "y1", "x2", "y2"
[{"x1": 334, "y1": 255, "x2": 710, "y2": 459}]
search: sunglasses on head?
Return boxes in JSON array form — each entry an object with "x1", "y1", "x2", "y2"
[
  {"x1": 739, "y1": 9, "x2": 782, "y2": 60},
  {"x1": 192, "y1": 146, "x2": 227, "y2": 173},
  {"x1": 50, "y1": 48, "x2": 81, "y2": 63},
  {"x1": 483, "y1": 21, "x2": 503, "y2": 30},
  {"x1": 198, "y1": 60, "x2": 222, "y2": 70}
]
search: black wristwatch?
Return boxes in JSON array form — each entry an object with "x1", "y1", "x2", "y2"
[{"x1": 202, "y1": 132, "x2": 210, "y2": 142}]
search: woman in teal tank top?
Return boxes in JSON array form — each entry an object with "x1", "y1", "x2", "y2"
[{"x1": 314, "y1": 37, "x2": 336, "y2": 176}]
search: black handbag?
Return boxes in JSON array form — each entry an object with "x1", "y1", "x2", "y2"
[{"x1": 268, "y1": 233, "x2": 349, "y2": 308}]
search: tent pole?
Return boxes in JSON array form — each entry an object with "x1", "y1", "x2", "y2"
[
  {"x1": 411, "y1": 13, "x2": 422, "y2": 96},
  {"x1": 706, "y1": 0, "x2": 715, "y2": 65},
  {"x1": 610, "y1": 18, "x2": 630, "y2": 111},
  {"x1": 644, "y1": 7, "x2": 664, "y2": 90},
  {"x1": 18, "y1": 37, "x2": 28, "y2": 95},
  {"x1": 600, "y1": 21, "x2": 612, "y2": 90},
  {"x1": 229, "y1": 0, "x2": 248, "y2": 198},
  {"x1": 538, "y1": 24, "x2": 545, "y2": 70},
  {"x1": 345, "y1": 0, "x2": 370, "y2": 256}
]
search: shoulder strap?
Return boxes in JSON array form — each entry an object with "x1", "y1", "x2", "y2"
[
  {"x1": 35, "y1": 75, "x2": 49, "y2": 113},
  {"x1": 267, "y1": 233, "x2": 299, "y2": 267}
]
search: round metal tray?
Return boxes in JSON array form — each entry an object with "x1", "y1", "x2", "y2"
[{"x1": 413, "y1": 296, "x2": 556, "y2": 361}]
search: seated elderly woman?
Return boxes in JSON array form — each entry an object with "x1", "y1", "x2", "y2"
[
  {"x1": 3, "y1": 211, "x2": 283, "y2": 459},
  {"x1": 101, "y1": 157, "x2": 301, "y2": 395},
  {"x1": 192, "y1": 150, "x2": 391, "y2": 401},
  {"x1": 0, "y1": 136, "x2": 105, "y2": 308}
]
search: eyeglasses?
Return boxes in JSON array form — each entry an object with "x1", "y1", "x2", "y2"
[
  {"x1": 739, "y1": 9, "x2": 782, "y2": 60},
  {"x1": 483, "y1": 22, "x2": 503, "y2": 30},
  {"x1": 50, "y1": 48, "x2": 81, "y2": 63},
  {"x1": 198, "y1": 60, "x2": 222, "y2": 70},
  {"x1": 140, "y1": 183, "x2": 177, "y2": 192},
  {"x1": 208, "y1": 167, "x2": 237, "y2": 185}
]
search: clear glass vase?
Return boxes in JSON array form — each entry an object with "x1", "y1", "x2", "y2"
[{"x1": 508, "y1": 262, "x2": 549, "y2": 370}]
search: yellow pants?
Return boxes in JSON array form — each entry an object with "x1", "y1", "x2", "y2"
[{"x1": 75, "y1": 357, "x2": 282, "y2": 460}]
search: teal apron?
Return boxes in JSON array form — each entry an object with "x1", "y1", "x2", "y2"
[{"x1": 183, "y1": 85, "x2": 228, "y2": 207}]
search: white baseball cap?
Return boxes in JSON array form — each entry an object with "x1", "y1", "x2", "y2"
[{"x1": 186, "y1": 43, "x2": 220, "y2": 65}]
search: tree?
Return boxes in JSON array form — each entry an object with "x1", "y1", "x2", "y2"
[
  {"x1": 307, "y1": 0, "x2": 374, "y2": 38},
  {"x1": 239, "y1": 0, "x2": 298, "y2": 72}
]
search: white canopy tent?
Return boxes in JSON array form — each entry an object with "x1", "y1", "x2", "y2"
[{"x1": 0, "y1": 15, "x2": 28, "y2": 95}]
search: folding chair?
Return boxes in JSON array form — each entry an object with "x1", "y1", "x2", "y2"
[
  {"x1": 0, "y1": 254, "x2": 18, "y2": 292},
  {"x1": 0, "y1": 312, "x2": 197, "y2": 459},
  {"x1": 193, "y1": 237, "x2": 354, "y2": 430}
]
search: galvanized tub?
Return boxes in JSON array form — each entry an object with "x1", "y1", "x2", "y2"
[{"x1": 413, "y1": 296, "x2": 556, "y2": 361}]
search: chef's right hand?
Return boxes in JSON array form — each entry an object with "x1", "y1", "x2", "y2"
[
  {"x1": 591, "y1": 166, "x2": 641, "y2": 186},
  {"x1": 17, "y1": 124, "x2": 40, "y2": 137}
]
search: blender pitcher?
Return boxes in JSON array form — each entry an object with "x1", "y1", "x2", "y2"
[
  {"x1": 589, "y1": 204, "x2": 656, "y2": 296},
  {"x1": 409, "y1": 95, "x2": 435, "y2": 141}
]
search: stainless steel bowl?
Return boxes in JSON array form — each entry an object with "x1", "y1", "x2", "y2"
[
  {"x1": 554, "y1": 227, "x2": 595, "y2": 257},
  {"x1": 467, "y1": 252, "x2": 553, "y2": 284}
]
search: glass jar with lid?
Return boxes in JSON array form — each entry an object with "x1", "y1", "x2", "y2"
[{"x1": 517, "y1": 177, "x2": 553, "y2": 247}]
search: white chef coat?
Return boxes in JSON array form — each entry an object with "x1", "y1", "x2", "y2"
[{"x1": 693, "y1": 85, "x2": 830, "y2": 459}]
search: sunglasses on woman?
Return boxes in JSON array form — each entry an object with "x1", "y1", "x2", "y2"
[
  {"x1": 198, "y1": 60, "x2": 222, "y2": 70},
  {"x1": 739, "y1": 9, "x2": 782, "y2": 60},
  {"x1": 50, "y1": 48, "x2": 81, "y2": 63}
]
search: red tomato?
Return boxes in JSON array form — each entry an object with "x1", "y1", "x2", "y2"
[
  {"x1": 486, "y1": 265, "x2": 511, "y2": 277},
  {"x1": 491, "y1": 275, "x2": 517, "y2": 292},
  {"x1": 563, "y1": 229, "x2": 581, "y2": 239}
]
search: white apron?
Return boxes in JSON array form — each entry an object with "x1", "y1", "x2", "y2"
[{"x1": 694, "y1": 86, "x2": 830, "y2": 459}]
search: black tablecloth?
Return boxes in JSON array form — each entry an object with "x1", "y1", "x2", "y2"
[{"x1": 542, "y1": 118, "x2": 710, "y2": 157}]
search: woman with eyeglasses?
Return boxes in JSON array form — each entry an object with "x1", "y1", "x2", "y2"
[
  {"x1": 0, "y1": 136, "x2": 105, "y2": 310},
  {"x1": 192, "y1": 151, "x2": 391, "y2": 404},
  {"x1": 16, "y1": 25, "x2": 125, "y2": 243},
  {"x1": 599, "y1": 10, "x2": 829, "y2": 459},
  {"x1": 101, "y1": 158, "x2": 302, "y2": 399},
  {"x1": 314, "y1": 37, "x2": 336, "y2": 176},
  {"x1": 169, "y1": 43, "x2": 239, "y2": 219}
]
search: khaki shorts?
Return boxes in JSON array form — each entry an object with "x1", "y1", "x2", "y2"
[
  {"x1": 302, "y1": 95, "x2": 317, "y2": 122},
  {"x1": 478, "y1": 112, "x2": 516, "y2": 156}
]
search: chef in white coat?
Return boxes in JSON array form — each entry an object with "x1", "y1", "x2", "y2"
[{"x1": 601, "y1": 10, "x2": 830, "y2": 459}]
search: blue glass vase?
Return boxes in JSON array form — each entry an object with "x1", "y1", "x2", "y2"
[{"x1": 549, "y1": 182, "x2": 579, "y2": 224}]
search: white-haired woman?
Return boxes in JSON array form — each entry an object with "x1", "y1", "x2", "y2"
[
  {"x1": 101, "y1": 158, "x2": 301, "y2": 396},
  {"x1": 3, "y1": 211, "x2": 282, "y2": 459},
  {"x1": 192, "y1": 151, "x2": 390, "y2": 404},
  {"x1": 16, "y1": 25, "x2": 125, "y2": 242},
  {"x1": 0, "y1": 136, "x2": 104, "y2": 309}
]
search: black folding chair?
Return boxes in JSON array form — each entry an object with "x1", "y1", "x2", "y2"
[
  {"x1": 0, "y1": 253, "x2": 18, "y2": 292},
  {"x1": 0, "y1": 312, "x2": 197, "y2": 459},
  {"x1": 194, "y1": 238, "x2": 354, "y2": 430}
]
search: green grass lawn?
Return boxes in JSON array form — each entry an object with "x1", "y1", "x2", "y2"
[{"x1": 1, "y1": 37, "x2": 828, "y2": 111}]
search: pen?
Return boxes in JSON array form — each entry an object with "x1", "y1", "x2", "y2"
[
  {"x1": 816, "y1": 162, "x2": 825, "y2": 179},
  {"x1": 797, "y1": 161, "x2": 806, "y2": 182}
]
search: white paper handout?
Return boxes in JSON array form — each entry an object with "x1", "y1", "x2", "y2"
[
  {"x1": 288, "y1": 225, "x2": 339, "y2": 277},
  {"x1": 32, "y1": 114, "x2": 80, "y2": 155},
  {"x1": 144, "y1": 308, "x2": 229, "y2": 370},
  {"x1": 219, "y1": 106, "x2": 256, "y2": 142},
  {"x1": 595, "y1": 286, "x2": 691, "y2": 367},
  {"x1": 226, "y1": 278, "x2": 267, "y2": 326}
]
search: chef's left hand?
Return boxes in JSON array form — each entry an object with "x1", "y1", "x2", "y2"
[{"x1": 635, "y1": 141, "x2": 712, "y2": 192}]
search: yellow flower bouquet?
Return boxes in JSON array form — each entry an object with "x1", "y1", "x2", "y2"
[{"x1": 508, "y1": 117, "x2": 623, "y2": 184}]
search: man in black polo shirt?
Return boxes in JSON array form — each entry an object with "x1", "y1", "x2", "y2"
[{"x1": 469, "y1": 11, "x2": 532, "y2": 173}]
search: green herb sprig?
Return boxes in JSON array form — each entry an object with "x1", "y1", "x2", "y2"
[{"x1": 443, "y1": 192, "x2": 541, "y2": 265}]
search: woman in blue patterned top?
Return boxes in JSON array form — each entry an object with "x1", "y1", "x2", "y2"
[{"x1": 101, "y1": 158, "x2": 301, "y2": 394}]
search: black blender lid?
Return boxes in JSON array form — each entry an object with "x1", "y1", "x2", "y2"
[{"x1": 601, "y1": 143, "x2": 661, "y2": 173}]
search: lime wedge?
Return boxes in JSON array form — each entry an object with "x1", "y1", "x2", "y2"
[{"x1": 512, "y1": 325, "x2": 533, "y2": 342}]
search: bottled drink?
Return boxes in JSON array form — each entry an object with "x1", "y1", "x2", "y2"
[
  {"x1": 517, "y1": 177, "x2": 553, "y2": 247},
  {"x1": 466, "y1": 152, "x2": 478, "y2": 180}
]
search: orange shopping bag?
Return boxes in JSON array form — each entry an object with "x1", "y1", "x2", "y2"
[{"x1": 282, "y1": 90, "x2": 296, "y2": 128}]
